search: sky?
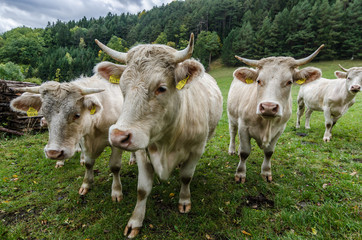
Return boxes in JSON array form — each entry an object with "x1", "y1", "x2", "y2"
[{"x1": 0, "y1": 0, "x2": 174, "y2": 34}]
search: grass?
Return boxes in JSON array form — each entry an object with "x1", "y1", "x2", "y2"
[{"x1": 1, "y1": 60, "x2": 361, "y2": 239}]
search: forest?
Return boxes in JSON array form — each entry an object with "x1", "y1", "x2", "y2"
[{"x1": 0, "y1": 0, "x2": 361, "y2": 83}]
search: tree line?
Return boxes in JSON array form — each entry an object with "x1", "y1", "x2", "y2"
[{"x1": 0, "y1": 0, "x2": 360, "y2": 83}]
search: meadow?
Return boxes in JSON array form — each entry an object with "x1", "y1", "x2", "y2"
[{"x1": 0, "y1": 60, "x2": 361, "y2": 239}]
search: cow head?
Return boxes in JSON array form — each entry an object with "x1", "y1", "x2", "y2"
[
  {"x1": 95, "y1": 34, "x2": 199, "y2": 151},
  {"x1": 335, "y1": 65, "x2": 362, "y2": 94},
  {"x1": 10, "y1": 80, "x2": 105, "y2": 160},
  {"x1": 233, "y1": 45, "x2": 324, "y2": 118}
]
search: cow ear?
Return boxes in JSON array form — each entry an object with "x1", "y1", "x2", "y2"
[
  {"x1": 174, "y1": 59, "x2": 204, "y2": 90},
  {"x1": 94, "y1": 61, "x2": 126, "y2": 83},
  {"x1": 334, "y1": 71, "x2": 347, "y2": 79},
  {"x1": 293, "y1": 67, "x2": 321, "y2": 85},
  {"x1": 83, "y1": 95, "x2": 102, "y2": 115},
  {"x1": 233, "y1": 67, "x2": 257, "y2": 84},
  {"x1": 10, "y1": 92, "x2": 42, "y2": 114}
]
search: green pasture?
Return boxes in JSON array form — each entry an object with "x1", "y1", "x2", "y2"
[{"x1": 0, "y1": 60, "x2": 361, "y2": 239}]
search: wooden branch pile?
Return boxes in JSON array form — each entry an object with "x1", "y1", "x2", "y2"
[{"x1": 0, "y1": 80, "x2": 44, "y2": 136}]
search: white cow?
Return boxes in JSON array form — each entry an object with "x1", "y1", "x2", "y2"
[
  {"x1": 11, "y1": 63, "x2": 135, "y2": 202},
  {"x1": 228, "y1": 45, "x2": 323, "y2": 183},
  {"x1": 296, "y1": 65, "x2": 361, "y2": 141},
  {"x1": 95, "y1": 33, "x2": 223, "y2": 238}
]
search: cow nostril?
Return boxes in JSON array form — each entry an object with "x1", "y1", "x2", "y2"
[
  {"x1": 121, "y1": 133, "x2": 131, "y2": 143},
  {"x1": 272, "y1": 105, "x2": 279, "y2": 113}
]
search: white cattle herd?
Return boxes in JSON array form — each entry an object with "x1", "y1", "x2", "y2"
[{"x1": 10, "y1": 34, "x2": 360, "y2": 238}]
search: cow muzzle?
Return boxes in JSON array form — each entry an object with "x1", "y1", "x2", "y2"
[
  {"x1": 258, "y1": 102, "x2": 280, "y2": 117},
  {"x1": 45, "y1": 149, "x2": 65, "y2": 160},
  {"x1": 110, "y1": 128, "x2": 133, "y2": 150},
  {"x1": 350, "y1": 85, "x2": 361, "y2": 93}
]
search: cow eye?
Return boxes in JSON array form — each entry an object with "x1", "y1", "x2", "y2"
[
  {"x1": 256, "y1": 80, "x2": 261, "y2": 85},
  {"x1": 73, "y1": 113, "x2": 81, "y2": 120},
  {"x1": 287, "y1": 80, "x2": 293, "y2": 85},
  {"x1": 155, "y1": 86, "x2": 167, "y2": 95}
]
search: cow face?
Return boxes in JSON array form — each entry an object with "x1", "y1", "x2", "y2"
[
  {"x1": 335, "y1": 66, "x2": 362, "y2": 94},
  {"x1": 11, "y1": 81, "x2": 104, "y2": 160},
  {"x1": 233, "y1": 59, "x2": 321, "y2": 118},
  {"x1": 95, "y1": 35, "x2": 196, "y2": 151},
  {"x1": 234, "y1": 45, "x2": 324, "y2": 118}
]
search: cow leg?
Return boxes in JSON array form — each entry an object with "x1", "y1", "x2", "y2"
[
  {"x1": 178, "y1": 151, "x2": 201, "y2": 213},
  {"x1": 296, "y1": 97, "x2": 305, "y2": 129},
  {"x1": 129, "y1": 152, "x2": 137, "y2": 165},
  {"x1": 55, "y1": 160, "x2": 65, "y2": 168},
  {"x1": 228, "y1": 117, "x2": 238, "y2": 155},
  {"x1": 109, "y1": 146, "x2": 123, "y2": 202},
  {"x1": 79, "y1": 154, "x2": 96, "y2": 195},
  {"x1": 323, "y1": 108, "x2": 333, "y2": 142},
  {"x1": 305, "y1": 108, "x2": 313, "y2": 129},
  {"x1": 235, "y1": 129, "x2": 251, "y2": 183},
  {"x1": 261, "y1": 132, "x2": 281, "y2": 182},
  {"x1": 124, "y1": 151, "x2": 154, "y2": 239}
]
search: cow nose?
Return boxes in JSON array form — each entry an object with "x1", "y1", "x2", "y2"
[
  {"x1": 110, "y1": 129, "x2": 132, "y2": 149},
  {"x1": 46, "y1": 149, "x2": 64, "y2": 159},
  {"x1": 259, "y1": 102, "x2": 279, "y2": 117},
  {"x1": 351, "y1": 85, "x2": 361, "y2": 92}
]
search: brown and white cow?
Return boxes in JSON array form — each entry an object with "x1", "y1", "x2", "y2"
[
  {"x1": 228, "y1": 45, "x2": 324, "y2": 183},
  {"x1": 296, "y1": 65, "x2": 361, "y2": 141},
  {"x1": 95, "y1": 33, "x2": 223, "y2": 238},
  {"x1": 10, "y1": 63, "x2": 135, "y2": 201}
]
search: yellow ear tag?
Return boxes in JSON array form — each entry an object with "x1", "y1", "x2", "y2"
[
  {"x1": 90, "y1": 105, "x2": 96, "y2": 115},
  {"x1": 296, "y1": 79, "x2": 306, "y2": 85},
  {"x1": 245, "y1": 78, "x2": 254, "y2": 84},
  {"x1": 176, "y1": 75, "x2": 190, "y2": 90},
  {"x1": 109, "y1": 75, "x2": 120, "y2": 84},
  {"x1": 27, "y1": 107, "x2": 38, "y2": 117}
]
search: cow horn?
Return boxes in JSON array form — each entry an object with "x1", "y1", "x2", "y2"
[
  {"x1": 295, "y1": 44, "x2": 325, "y2": 66},
  {"x1": 14, "y1": 86, "x2": 41, "y2": 93},
  {"x1": 174, "y1": 33, "x2": 194, "y2": 63},
  {"x1": 235, "y1": 56, "x2": 260, "y2": 67},
  {"x1": 95, "y1": 39, "x2": 127, "y2": 63},
  {"x1": 338, "y1": 64, "x2": 349, "y2": 72},
  {"x1": 80, "y1": 87, "x2": 105, "y2": 95}
]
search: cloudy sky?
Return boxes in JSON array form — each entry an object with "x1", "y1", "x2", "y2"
[{"x1": 0, "y1": 0, "x2": 174, "y2": 33}]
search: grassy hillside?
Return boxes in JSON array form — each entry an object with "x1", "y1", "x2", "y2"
[{"x1": 0, "y1": 60, "x2": 361, "y2": 239}]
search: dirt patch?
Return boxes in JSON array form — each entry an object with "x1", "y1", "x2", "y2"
[
  {"x1": 296, "y1": 132, "x2": 308, "y2": 137},
  {"x1": 0, "y1": 205, "x2": 41, "y2": 226},
  {"x1": 238, "y1": 193, "x2": 274, "y2": 211}
]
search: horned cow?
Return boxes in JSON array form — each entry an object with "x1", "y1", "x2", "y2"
[
  {"x1": 96, "y1": 33, "x2": 223, "y2": 238},
  {"x1": 228, "y1": 45, "x2": 323, "y2": 183},
  {"x1": 11, "y1": 63, "x2": 135, "y2": 202},
  {"x1": 296, "y1": 65, "x2": 361, "y2": 141}
]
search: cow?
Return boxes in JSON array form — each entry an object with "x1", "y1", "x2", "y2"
[
  {"x1": 296, "y1": 65, "x2": 361, "y2": 141},
  {"x1": 10, "y1": 63, "x2": 136, "y2": 202},
  {"x1": 95, "y1": 33, "x2": 223, "y2": 238},
  {"x1": 227, "y1": 45, "x2": 324, "y2": 184}
]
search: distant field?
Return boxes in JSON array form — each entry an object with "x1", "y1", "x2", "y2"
[{"x1": 0, "y1": 60, "x2": 361, "y2": 239}]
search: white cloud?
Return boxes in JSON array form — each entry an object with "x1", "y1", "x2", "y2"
[{"x1": 0, "y1": 0, "x2": 173, "y2": 33}]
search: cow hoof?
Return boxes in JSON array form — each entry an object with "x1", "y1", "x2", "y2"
[
  {"x1": 112, "y1": 194, "x2": 123, "y2": 202},
  {"x1": 80, "y1": 160, "x2": 85, "y2": 166},
  {"x1": 235, "y1": 176, "x2": 245, "y2": 184},
  {"x1": 178, "y1": 203, "x2": 191, "y2": 213},
  {"x1": 55, "y1": 161, "x2": 64, "y2": 168},
  {"x1": 79, "y1": 187, "x2": 89, "y2": 195},
  {"x1": 296, "y1": 125, "x2": 300, "y2": 129},
  {"x1": 228, "y1": 150, "x2": 236, "y2": 155},
  {"x1": 323, "y1": 137, "x2": 331, "y2": 142},
  {"x1": 305, "y1": 126, "x2": 311, "y2": 129},
  {"x1": 262, "y1": 175, "x2": 272, "y2": 183},
  {"x1": 129, "y1": 160, "x2": 136, "y2": 165},
  {"x1": 124, "y1": 226, "x2": 141, "y2": 239}
]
